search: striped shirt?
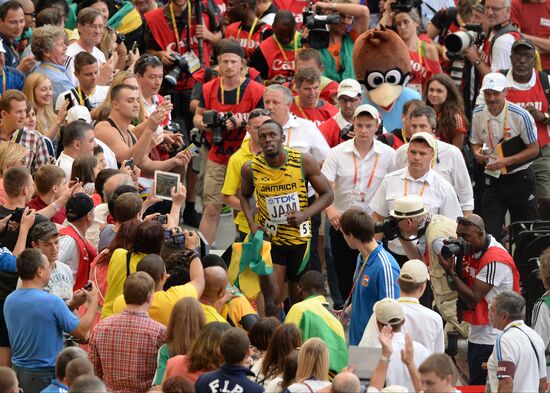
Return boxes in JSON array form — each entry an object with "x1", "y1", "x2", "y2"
[
  {"x1": 349, "y1": 243, "x2": 400, "y2": 345},
  {"x1": 471, "y1": 100, "x2": 538, "y2": 174}
]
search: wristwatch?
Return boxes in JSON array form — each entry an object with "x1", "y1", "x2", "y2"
[
  {"x1": 544, "y1": 112, "x2": 549, "y2": 124},
  {"x1": 474, "y1": 59, "x2": 481, "y2": 66}
]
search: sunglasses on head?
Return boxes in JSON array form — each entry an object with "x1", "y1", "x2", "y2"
[{"x1": 456, "y1": 216, "x2": 482, "y2": 231}]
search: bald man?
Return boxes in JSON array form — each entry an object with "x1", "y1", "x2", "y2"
[
  {"x1": 332, "y1": 372, "x2": 361, "y2": 393},
  {"x1": 0, "y1": 367, "x2": 19, "y2": 393},
  {"x1": 200, "y1": 266, "x2": 231, "y2": 325},
  {"x1": 437, "y1": 214, "x2": 520, "y2": 386}
]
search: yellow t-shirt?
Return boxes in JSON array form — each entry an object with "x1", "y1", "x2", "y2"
[
  {"x1": 202, "y1": 304, "x2": 229, "y2": 325},
  {"x1": 220, "y1": 138, "x2": 255, "y2": 234},
  {"x1": 101, "y1": 249, "x2": 147, "y2": 319},
  {"x1": 221, "y1": 294, "x2": 257, "y2": 329},
  {"x1": 112, "y1": 283, "x2": 198, "y2": 326}
]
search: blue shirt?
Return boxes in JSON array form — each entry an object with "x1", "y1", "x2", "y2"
[
  {"x1": 0, "y1": 66, "x2": 24, "y2": 92},
  {"x1": 364, "y1": 87, "x2": 421, "y2": 131},
  {"x1": 0, "y1": 247, "x2": 16, "y2": 273},
  {"x1": 4, "y1": 288, "x2": 79, "y2": 368},
  {"x1": 195, "y1": 364, "x2": 265, "y2": 393},
  {"x1": 349, "y1": 243, "x2": 400, "y2": 345},
  {"x1": 0, "y1": 33, "x2": 20, "y2": 68},
  {"x1": 41, "y1": 379, "x2": 69, "y2": 393},
  {"x1": 33, "y1": 62, "x2": 75, "y2": 104}
]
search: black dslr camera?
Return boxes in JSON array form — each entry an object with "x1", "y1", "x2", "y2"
[
  {"x1": 9, "y1": 207, "x2": 25, "y2": 223},
  {"x1": 340, "y1": 124, "x2": 354, "y2": 141},
  {"x1": 391, "y1": 0, "x2": 422, "y2": 13},
  {"x1": 302, "y1": 5, "x2": 341, "y2": 49},
  {"x1": 203, "y1": 110, "x2": 234, "y2": 146},
  {"x1": 441, "y1": 238, "x2": 470, "y2": 259},
  {"x1": 164, "y1": 54, "x2": 190, "y2": 86},
  {"x1": 374, "y1": 217, "x2": 400, "y2": 241}
]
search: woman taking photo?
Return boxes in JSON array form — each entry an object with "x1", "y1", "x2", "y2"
[
  {"x1": 425, "y1": 73, "x2": 468, "y2": 148},
  {"x1": 394, "y1": 9, "x2": 442, "y2": 95},
  {"x1": 284, "y1": 338, "x2": 331, "y2": 392}
]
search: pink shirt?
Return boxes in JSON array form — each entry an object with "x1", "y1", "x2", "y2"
[{"x1": 164, "y1": 355, "x2": 206, "y2": 384}]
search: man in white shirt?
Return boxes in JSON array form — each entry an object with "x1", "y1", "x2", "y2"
[
  {"x1": 56, "y1": 120, "x2": 96, "y2": 179},
  {"x1": 322, "y1": 104, "x2": 395, "y2": 303},
  {"x1": 65, "y1": 8, "x2": 112, "y2": 86},
  {"x1": 371, "y1": 298, "x2": 430, "y2": 392},
  {"x1": 487, "y1": 290, "x2": 547, "y2": 393},
  {"x1": 390, "y1": 106, "x2": 474, "y2": 214},
  {"x1": 471, "y1": 72, "x2": 539, "y2": 241},
  {"x1": 418, "y1": 353, "x2": 462, "y2": 393},
  {"x1": 360, "y1": 259, "x2": 444, "y2": 354},
  {"x1": 55, "y1": 52, "x2": 109, "y2": 114}
]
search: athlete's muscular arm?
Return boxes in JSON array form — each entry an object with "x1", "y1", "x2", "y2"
[
  {"x1": 287, "y1": 153, "x2": 334, "y2": 227},
  {"x1": 437, "y1": 254, "x2": 493, "y2": 309},
  {"x1": 239, "y1": 161, "x2": 262, "y2": 235}
]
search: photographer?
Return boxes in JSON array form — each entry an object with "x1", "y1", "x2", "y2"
[
  {"x1": 319, "y1": 78, "x2": 363, "y2": 147},
  {"x1": 466, "y1": 0, "x2": 520, "y2": 77},
  {"x1": 311, "y1": 0, "x2": 370, "y2": 83},
  {"x1": 382, "y1": 195, "x2": 468, "y2": 340},
  {"x1": 437, "y1": 214, "x2": 519, "y2": 386},
  {"x1": 193, "y1": 39, "x2": 265, "y2": 246}
]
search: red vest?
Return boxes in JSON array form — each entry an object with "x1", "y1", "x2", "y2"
[
  {"x1": 143, "y1": 7, "x2": 211, "y2": 90},
  {"x1": 505, "y1": 72, "x2": 550, "y2": 147},
  {"x1": 192, "y1": 66, "x2": 262, "y2": 84},
  {"x1": 319, "y1": 117, "x2": 342, "y2": 148},
  {"x1": 409, "y1": 44, "x2": 442, "y2": 95},
  {"x1": 260, "y1": 36, "x2": 297, "y2": 80},
  {"x1": 225, "y1": 21, "x2": 271, "y2": 60},
  {"x1": 290, "y1": 99, "x2": 339, "y2": 127},
  {"x1": 462, "y1": 245, "x2": 520, "y2": 326},
  {"x1": 59, "y1": 225, "x2": 98, "y2": 291},
  {"x1": 287, "y1": 79, "x2": 338, "y2": 105},
  {"x1": 202, "y1": 77, "x2": 265, "y2": 165}
]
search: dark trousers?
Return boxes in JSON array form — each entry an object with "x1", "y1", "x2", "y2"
[
  {"x1": 482, "y1": 167, "x2": 538, "y2": 241},
  {"x1": 324, "y1": 223, "x2": 343, "y2": 309},
  {"x1": 467, "y1": 341, "x2": 493, "y2": 385},
  {"x1": 308, "y1": 196, "x2": 321, "y2": 272},
  {"x1": 13, "y1": 365, "x2": 55, "y2": 393},
  {"x1": 329, "y1": 225, "x2": 359, "y2": 302}
]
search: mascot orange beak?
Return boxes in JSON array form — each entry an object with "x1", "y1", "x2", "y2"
[{"x1": 368, "y1": 84, "x2": 404, "y2": 108}]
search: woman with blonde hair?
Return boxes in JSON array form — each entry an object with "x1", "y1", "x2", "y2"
[
  {"x1": 163, "y1": 322, "x2": 230, "y2": 384},
  {"x1": 95, "y1": 70, "x2": 147, "y2": 123},
  {"x1": 23, "y1": 73, "x2": 68, "y2": 151},
  {"x1": 284, "y1": 338, "x2": 331, "y2": 392},
  {"x1": 0, "y1": 142, "x2": 26, "y2": 205},
  {"x1": 153, "y1": 297, "x2": 207, "y2": 386}
]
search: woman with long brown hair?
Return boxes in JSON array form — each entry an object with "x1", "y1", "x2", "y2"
[
  {"x1": 163, "y1": 322, "x2": 230, "y2": 384},
  {"x1": 255, "y1": 323, "x2": 302, "y2": 387},
  {"x1": 152, "y1": 297, "x2": 206, "y2": 386},
  {"x1": 425, "y1": 73, "x2": 469, "y2": 148}
]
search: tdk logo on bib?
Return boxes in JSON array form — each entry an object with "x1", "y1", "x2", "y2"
[{"x1": 266, "y1": 192, "x2": 299, "y2": 224}]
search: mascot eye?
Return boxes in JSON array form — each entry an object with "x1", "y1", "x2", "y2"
[
  {"x1": 385, "y1": 70, "x2": 402, "y2": 85},
  {"x1": 367, "y1": 72, "x2": 385, "y2": 88}
]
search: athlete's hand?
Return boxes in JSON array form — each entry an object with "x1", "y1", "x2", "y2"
[
  {"x1": 249, "y1": 222, "x2": 265, "y2": 237},
  {"x1": 286, "y1": 210, "x2": 307, "y2": 227}
]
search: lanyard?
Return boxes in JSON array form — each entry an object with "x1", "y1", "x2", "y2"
[
  {"x1": 220, "y1": 77, "x2": 243, "y2": 105},
  {"x1": 273, "y1": 33, "x2": 298, "y2": 62},
  {"x1": 170, "y1": 1, "x2": 192, "y2": 53},
  {"x1": 9, "y1": 43, "x2": 19, "y2": 61},
  {"x1": 76, "y1": 86, "x2": 94, "y2": 106},
  {"x1": 402, "y1": 128, "x2": 408, "y2": 144},
  {"x1": 487, "y1": 102, "x2": 509, "y2": 150},
  {"x1": 416, "y1": 39, "x2": 423, "y2": 67},
  {"x1": 294, "y1": 97, "x2": 309, "y2": 120},
  {"x1": 398, "y1": 298, "x2": 419, "y2": 304},
  {"x1": 344, "y1": 251, "x2": 372, "y2": 308},
  {"x1": 352, "y1": 152, "x2": 379, "y2": 188},
  {"x1": 237, "y1": 17, "x2": 259, "y2": 52},
  {"x1": 404, "y1": 178, "x2": 427, "y2": 196},
  {"x1": 40, "y1": 63, "x2": 65, "y2": 75},
  {"x1": 286, "y1": 127, "x2": 291, "y2": 146}
]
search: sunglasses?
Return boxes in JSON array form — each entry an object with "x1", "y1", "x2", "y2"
[{"x1": 248, "y1": 109, "x2": 271, "y2": 120}]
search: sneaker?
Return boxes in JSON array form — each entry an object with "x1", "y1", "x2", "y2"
[{"x1": 220, "y1": 206, "x2": 233, "y2": 217}]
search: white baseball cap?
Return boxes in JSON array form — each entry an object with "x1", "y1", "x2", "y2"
[
  {"x1": 374, "y1": 298, "x2": 405, "y2": 325},
  {"x1": 353, "y1": 104, "x2": 380, "y2": 124},
  {"x1": 481, "y1": 72, "x2": 512, "y2": 92},
  {"x1": 399, "y1": 259, "x2": 429, "y2": 283},
  {"x1": 66, "y1": 106, "x2": 92, "y2": 124},
  {"x1": 337, "y1": 79, "x2": 361, "y2": 98},
  {"x1": 410, "y1": 131, "x2": 437, "y2": 151}
]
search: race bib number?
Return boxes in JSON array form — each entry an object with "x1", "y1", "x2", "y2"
[
  {"x1": 266, "y1": 192, "x2": 300, "y2": 224},
  {"x1": 264, "y1": 221, "x2": 278, "y2": 236},
  {"x1": 299, "y1": 221, "x2": 311, "y2": 237}
]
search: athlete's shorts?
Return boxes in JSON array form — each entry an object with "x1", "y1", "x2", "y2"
[{"x1": 270, "y1": 241, "x2": 310, "y2": 283}]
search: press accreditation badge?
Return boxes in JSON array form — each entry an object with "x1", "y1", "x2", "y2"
[
  {"x1": 266, "y1": 192, "x2": 300, "y2": 225},
  {"x1": 349, "y1": 187, "x2": 366, "y2": 209},
  {"x1": 183, "y1": 51, "x2": 201, "y2": 74}
]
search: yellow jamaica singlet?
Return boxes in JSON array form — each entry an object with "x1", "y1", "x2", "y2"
[{"x1": 252, "y1": 147, "x2": 311, "y2": 245}]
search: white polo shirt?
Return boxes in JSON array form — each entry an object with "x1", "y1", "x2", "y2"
[
  {"x1": 386, "y1": 332, "x2": 431, "y2": 392},
  {"x1": 532, "y1": 291, "x2": 550, "y2": 377},
  {"x1": 487, "y1": 320, "x2": 546, "y2": 393},
  {"x1": 322, "y1": 139, "x2": 395, "y2": 214},
  {"x1": 359, "y1": 297, "x2": 445, "y2": 354},
  {"x1": 369, "y1": 167, "x2": 462, "y2": 220},
  {"x1": 470, "y1": 101, "x2": 537, "y2": 174},
  {"x1": 391, "y1": 140, "x2": 474, "y2": 212},
  {"x1": 283, "y1": 114, "x2": 330, "y2": 197},
  {"x1": 55, "y1": 85, "x2": 110, "y2": 111}
]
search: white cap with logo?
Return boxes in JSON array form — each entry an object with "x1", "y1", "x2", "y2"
[
  {"x1": 337, "y1": 79, "x2": 362, "y2": 99},
  {"x1": 481, "y1": 72, "x2": 512, "y2": 92},
  {"x1": 353, "y1": 104, "x2": 380, "y2": 125}
]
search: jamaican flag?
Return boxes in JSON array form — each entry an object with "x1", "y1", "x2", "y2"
[
  {"x1": 107, "y1": 1, "x2": 142, "y2": 35},
  {"x1": 285, "y1": 295, "x2": 348, "y2": 373}
]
